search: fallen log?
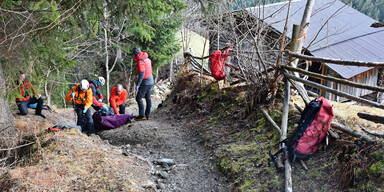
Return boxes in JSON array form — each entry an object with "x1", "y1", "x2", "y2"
[
  {"x1": 357, "y1": 112, "x2": 384, "y2": 124},
  {"x1": 331, "y1": 122, "x2": 375, "y2": 142},
  {"x1": 360, "y1": 127, "x2": 384, "y2": 138},
  {"x1": 328, "y1": 128, "x2": 340, "y2": 139}
]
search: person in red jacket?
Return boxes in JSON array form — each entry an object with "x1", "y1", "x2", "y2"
[
  {"x1": 15, "y1": 71, "x2": 46, "y2": 118},
  {"x1": 133, "y1": 48, "x2": 154, "y2": 120},
  {"x1": 109, "y1": 84, "x2": 127, "y2": 114}
]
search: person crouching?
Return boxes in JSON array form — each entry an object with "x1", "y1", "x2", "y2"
[
  {"x1": 65, "y1": 79, "x2": 95, "y2": 135},
  {"x1": 109, "y1": 84, "x2": 127, "y2": 115}
]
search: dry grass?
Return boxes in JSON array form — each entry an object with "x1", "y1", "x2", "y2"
[{"x1": 0, "y1": 128, "x2": 155, "y2": 192}]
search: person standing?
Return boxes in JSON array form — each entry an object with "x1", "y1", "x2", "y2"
[
  {"x1": 109, "y1": 84, "x2": 127, "y2": 115},
  {"x1": 65, "y1": 79, "x2": 94, "y2": 135},
  {"x1": 15, "y1": 71, "x2": 46, "y2": 118},
  {"x1": 133, "y1": 48, "x2": 154, "y2": 120}
]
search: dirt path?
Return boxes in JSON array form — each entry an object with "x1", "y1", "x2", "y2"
[{"x1": 98, "y1": 108, "x2": 229, "y2": 191}]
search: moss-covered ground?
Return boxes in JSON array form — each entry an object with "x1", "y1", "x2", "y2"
[{"x1": 159, "y1": 72, "x2": 384, "y2": 192}]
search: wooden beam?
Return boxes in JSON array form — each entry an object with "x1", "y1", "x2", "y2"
[
  {"x1": 285, "y1": 51, "x2": 384, "y2": 67},
  {"x1": 331, "y1": 122, "x2": 375, "y2": 142},
  {"x1": 357, "y1": 112, "x2": 384, "y2": 124},
  {"x1": 371, "y1": 22, "x2": 384, "y2": 28},
  {"x1": 261, "y1": 108, "x2": 282, "y2": 135},
  {"x1": 287, "y1": 77, "x2": 310, "y2": 104},
  {"x1": 320, "y1": 63, "x2": 325, "y2": 96},
  {"x1": 184, "y1": 52, "x2": 210, "y2": 60},
  {"x1": 281, "y1": 79, "x2": 292, "y2": 192},
  {"x1": 360, "y1": 127, "x2": 384, "y2": 138},
  {"x1": 284, "y1": 73, "x2": 384, "y2": 110},
  {"x1": 282, "y1": 65, "x2": 384, "y2": 92}
]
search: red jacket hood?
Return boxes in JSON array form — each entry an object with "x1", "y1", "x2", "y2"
[{"x1": 135, "y1": 52, "x2": 149, "y2": 61}]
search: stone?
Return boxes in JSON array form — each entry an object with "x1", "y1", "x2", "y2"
[
  {"x1": 153, "y1": 158, "x2": 175, "y2": 166},
  {"x1": 157, "y1": 171, "x2": 168, "y2": 179}
]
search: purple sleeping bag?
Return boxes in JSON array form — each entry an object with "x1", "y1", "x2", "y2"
[{"x1": 93, "y1": 112, "x2": 134, "y2": 131}]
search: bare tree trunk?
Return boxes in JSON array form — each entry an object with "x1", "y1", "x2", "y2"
[
  {"x1": 292, "y1": 0, "x2": 315, "y2": 65},
  {"x1": 103, "y1": 1, "x2": 110, "y2": 99},
  {"x1": 155, "y1": 67, "x2": 159, "y2": 83},
  {"x1": 287, "y1": 0, "x2": 315, "y2": 98},
  {"x1": 170, "y1": 58, "x2": 174, "y2": 82},
  {"x1": 44, "y1": 69, "x2": 51, "y2": 106},
  {"x1": 0, "y1": 63, "x2": 18, "y2": 162}
]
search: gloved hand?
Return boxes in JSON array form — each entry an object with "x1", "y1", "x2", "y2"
[
  {"x1": 82, "y1": 108, "x2": 87, "y2": 114},
  {"x1": 98, "y1": 99, "x2": 103, "y2": 103},
  {"x1": 135, "y1": 85, "x2": 139, "y2": 92},
  {"x1": 102, "y1": 106, "x2": 108, "y2": 111},
  {"x1": 71, "y1": 92, "x2": 75, "y2": 98}
]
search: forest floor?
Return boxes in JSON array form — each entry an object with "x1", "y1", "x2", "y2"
[{"x1": 1, "y1": 71, "x2": 384, "y2": 191}]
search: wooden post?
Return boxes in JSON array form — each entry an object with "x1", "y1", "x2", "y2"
[
  {"x1": 288, "y1": 24, "x2": 311, "y2": 104},
  {"x1": 320, "y1": 63, "x2": 325, "y2": 96},
  {"x1": 281, "y1": 79, "x2": 292, "y2": 192},
  {"x1": 273, "y1": 0, "x2": 293, "y2": 103},
  {"x1": 200, "y1": 32, "x2": 208, "y2": 84}
]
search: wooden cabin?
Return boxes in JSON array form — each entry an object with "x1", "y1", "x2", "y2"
[{"x1": 210, "y1": 0, "x2": 384, "y2": 102}]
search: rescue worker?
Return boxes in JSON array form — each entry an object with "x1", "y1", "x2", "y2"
[
  {"x1": 65, "y1": 79, "x2": 94, "y2": 135},
  {"x1": 109, "y1": 84, "x2": 127, "y2": 115},
  {"x1": 89, "y1": 76, "x2": 107, "y2": 111},
  {"x1": 133, "y1": 48, "x2": 154, "y2": 120},
  {"x1": 15, "y1": 71, "x2": 46, "y2": 118}
]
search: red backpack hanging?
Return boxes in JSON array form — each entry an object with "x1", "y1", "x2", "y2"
[{"x1": 210, "y1": 50, "x2": 230, "y2": 80}]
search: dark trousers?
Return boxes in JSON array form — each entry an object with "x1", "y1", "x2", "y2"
[
  {"x1": 118, "y1": 103, "x2": 126, "y2": 114},
  {"x1": 17, "y1": 97, "x2": 44, "y2": 115},
  {"x1": 136, "y1": 85, "x2": 152, "y2": 118},
  {"x1": 75, "y1": 105, "x2": 94, "y2": 134}
]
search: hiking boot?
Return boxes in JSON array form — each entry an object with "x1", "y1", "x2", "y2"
[
  {"x1": 146, "y1": 117, "x2": 151, "y2": 120},
  {"x1": 36, "y1": 113, "x2": 46, "y2": 119},
  {"x1": 134, "y1": 116, "x2": 146, "y2": 121}
]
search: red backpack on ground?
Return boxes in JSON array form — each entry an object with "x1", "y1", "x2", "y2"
[
  {"x1": 269, "y1": 97, "x2": 334, "y2": 166},
  {"x1": 210, "y1": 50, "x2": 230, "y2": 80}
]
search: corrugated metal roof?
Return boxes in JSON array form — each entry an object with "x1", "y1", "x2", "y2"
[
  {"x1": 246, "y1": 0, "x2": 384, "y2": 78},
  {"x1": 315, "y1": 30, "x2": 384, "y2": 78}
]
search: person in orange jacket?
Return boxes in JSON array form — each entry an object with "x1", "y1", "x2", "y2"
[
  {"x1": 65, "y1": 79, "x2": 94, "y2": 134},
  {"x1": 109, "y1": 84, "x2": 127, "y2": 115},
  {"x1": 15, "y1": 71, "x2": 46, "y2": 118}
]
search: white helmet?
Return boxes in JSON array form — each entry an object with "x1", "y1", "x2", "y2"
[
  {"x1": 98, "y1": 76, "x2": 105, "y2": 86},
  {"x1": 80, "y1": 79, "x2": 89, "y2": 91}
]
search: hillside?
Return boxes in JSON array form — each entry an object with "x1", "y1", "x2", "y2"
[{"x1": 0, "y1": 70, "x2": 383, "y2": 191}]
